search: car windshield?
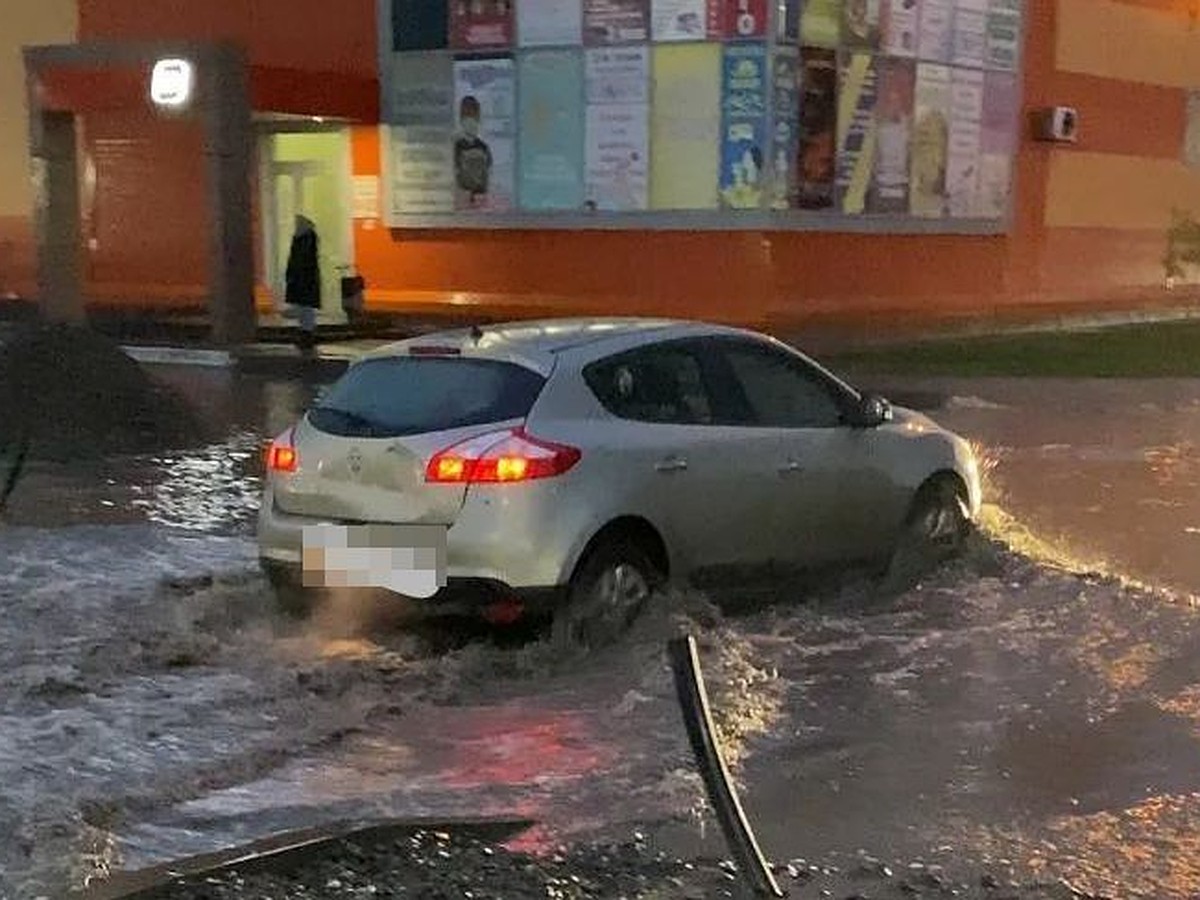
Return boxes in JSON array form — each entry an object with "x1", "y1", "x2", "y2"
[{"x1": 307, "y1": 356, "x2": 546, "y2": 438}]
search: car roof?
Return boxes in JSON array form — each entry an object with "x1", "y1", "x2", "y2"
[{"x1": 363, "y1": 317, "x2": 760, "y2": 375}]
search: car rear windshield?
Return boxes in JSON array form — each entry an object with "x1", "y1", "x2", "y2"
[{"x1": 307, "y1": 357, "x2": 547, "y2": 438}]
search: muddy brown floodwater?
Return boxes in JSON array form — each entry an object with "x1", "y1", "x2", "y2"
[{"x1": 2, "y1": 366, "x2": 1200, "y2": 899}]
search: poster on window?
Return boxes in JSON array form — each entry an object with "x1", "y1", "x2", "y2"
[
  {"x1": 910, "y1": 62, "x2": 950, "y2": 216},
  {"x1": 650, "y1": 43, "x2": 721, "y2": 209},
  {"x1": 452, "y1": 58, "x2": 516, "y2": 211},
  {"x1": 518, "y1": 51, "x2": 586, "y2": 209},
  {"x1": 719, "y1": 43, "x2": 768, "y2": 209},
  {"x1": 869, "y1": 57, "x2": 914, "y2": 213},
  {"x1": 386, "y1": 56, "x2": 456, "y2": 218},
  {"x1": 517, "y1": 0, "x2": 584, "y2": 45},
  {"x1": 843, "y1": 0, "x2": 881, "y2": 50},
  {"x1": 836, "y1": 52, "x2": 878, "y2": 214},
  {"x1": 450, "y1": 0, "x2": 515, "y2": 49},
  {"x1": 947, "y1": 66, "x2": 983, "y2": 216},
  {"x1": 768, "y1": 47, "x2": 799, "y2": 210},
  {"x1": 880, "y1": 0, "x2": 919, "y2": 56},
  {"x1": 585, "y1": 103, "x2": 649, "y2": 209},
  {"x1": 952, "y1": 0, "x2": 987, "y2": 68},
  {"x1": 795, "y1": 48, "x2": 838, "y2": 209},
  {"x1": 709, "y1": 0, "x2": 770, "y2": 39},
  {"x1": 652, "y1": 0, "x2": 709, "y2": 40},
  {"x1": 393, "y1": 0, "x2": 450, "y2": 49},
  {"x1": 985, "y1": 0, "x2": 1020, "y2": 70},
  {"x1": 801, "y1": 0, "x2": 843, "y2": 47},
  {"x1": 585, "y1": 46, "x2": 650, "y2": 103},
  {"x1": 977, "y1": 70, "x2": 1016, "y2": 217},
  {"x1": 918, "y1": 0, "x2": 952, "y2": 62},
  {"x1": 584, "y1": 0, "x2": 650, "y2": 43}
]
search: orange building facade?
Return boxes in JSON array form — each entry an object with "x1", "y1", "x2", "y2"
[{"x1": 5, "y1": 0, "x2": 1200, "y2": 329}]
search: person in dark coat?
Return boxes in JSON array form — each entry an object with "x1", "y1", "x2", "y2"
[{"x1": 285, "y1": 214, "x2": 321, "y2": 348}]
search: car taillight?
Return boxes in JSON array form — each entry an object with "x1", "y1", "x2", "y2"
[
  {"x1": 426, "y1": 428, "x2": 581, "y2": 484},
  {"x1": 266, "y1": 429, "x2": 298, "y2": 473}
]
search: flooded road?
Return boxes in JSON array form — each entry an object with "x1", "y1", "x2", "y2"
[{"x1": 3, "y1": 364, "x2": 1200, "y2": 898}]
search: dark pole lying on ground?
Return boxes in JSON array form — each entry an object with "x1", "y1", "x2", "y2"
[
  {"x1": 0, "y1": 436, "x2": 28, "y2": 515},
  {"x1": 668, "y1": 635, "x2": 785, "y2": 899}
]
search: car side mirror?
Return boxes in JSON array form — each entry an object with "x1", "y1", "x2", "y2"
[{"x1": 854, "y1": 393, "x2": 893, "y2": 428}]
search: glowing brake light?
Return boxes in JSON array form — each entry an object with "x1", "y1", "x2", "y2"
[
  {"x1": 266, "y1": 429, "x2": 298, "y2": 473},
  {"x1": 426, "y1": 428, "x2": 581, "y2": 484}
]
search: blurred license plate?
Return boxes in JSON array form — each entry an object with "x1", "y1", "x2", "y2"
[{"x1": 301, "y1": 524, "x2": 446, "y2": 599}]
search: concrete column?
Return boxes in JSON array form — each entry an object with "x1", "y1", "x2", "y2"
[
  {"x1": 201, "y1": 44, "x2": 255, "y2": 346},
  {"x1": 28, "y1": 92, "x2": 84, "y2": 325}
]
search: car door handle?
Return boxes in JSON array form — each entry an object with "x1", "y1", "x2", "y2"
[
  {"x1": 777, "y1": 460, "x2": 804, "y2": 475},
  {"x1": 655, "y1": 456, "x2": 689, "y2": 473}
]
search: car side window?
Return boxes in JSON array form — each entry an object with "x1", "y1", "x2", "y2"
[
  {"x1": 584, "y1": 343, "x2": 715, "y2": 425},
  {"x1": 716, "y1": 340, "x2": 847, "y2": 428}
]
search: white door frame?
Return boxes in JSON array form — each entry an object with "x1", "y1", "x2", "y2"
[{"x1": 256, "y1": 125, "x2": 356, "y2": 321}]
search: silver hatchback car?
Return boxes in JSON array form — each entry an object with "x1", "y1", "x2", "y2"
[{"x1": 258, "y1": 318, "x2": 982, "y2": 642}]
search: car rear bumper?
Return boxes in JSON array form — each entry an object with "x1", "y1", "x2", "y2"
[
  {"x1": 257, "y1": 480, "x2": 592, "y2": 596},
  {"x1": 259, "y1": 556, "x2": 564, "y2": 617}
]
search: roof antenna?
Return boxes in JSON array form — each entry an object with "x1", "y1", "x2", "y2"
[{"x1": 469, "y1": 324, "x2": 484, "y2": 344}]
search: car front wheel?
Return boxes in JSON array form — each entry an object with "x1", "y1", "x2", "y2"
[
  {"x1": 883, "y1": 476, "x2": 970, "y2": 592},
  {"x1": 553, "y1": 538, "x2": 662, "y2": 650}
]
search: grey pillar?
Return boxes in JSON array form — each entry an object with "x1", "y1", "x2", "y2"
[
  {"x1": 28, "y1": 97, "x2": 84, "y2": 325},
  {"x1": 202, "y1": 44, "x2": 255, "y2": 347}
]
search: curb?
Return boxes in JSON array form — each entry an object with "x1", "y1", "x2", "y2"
[
  {"x1": 121, "y1": 346, "x2": 235, "y2": 367},
  {"x1": 76, "y1": 816, "x2": 533, "y2": 900}
]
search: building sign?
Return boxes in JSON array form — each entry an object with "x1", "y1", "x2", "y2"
[
  {"x1": 450, "y1": 0, "x2": 514, "y2": 49},
  {"x1": 584, "y1": 0, "x2": 651, "y2": 44},
  {"x1": 719, "y1": 43, "x2": 768, "y2": 209},
  {"x1": 150, "y1": 58, "x2": 195, "y2": 109}
]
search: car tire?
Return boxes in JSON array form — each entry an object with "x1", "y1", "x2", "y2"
[
  {"x1": 882, "y1": 476, "x2": 970, "y2": 593},
  {"x1": 553, "y1": 538, "x2": 663, "y2": 650}
]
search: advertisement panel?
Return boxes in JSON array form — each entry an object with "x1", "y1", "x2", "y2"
[
  {"x1": 452, "y1": 58, "x2": 516, "y2": 211},
  {"x1": 910, "y1": 61, "x2": 951, "y2": 216},
  {"x1": 869, "y1": 57, "x2": 915, "y2": 213},
  {"x1": 918, "y1": 0, "x2": 953, "y2": 62},
  {"x1": 517, "y1": 0, "x2": 584, "y2": 45},
  {"x1": 985, "y1": 0, "x2": 1021, "y2": 70},
  {"x1": 650, "y1": 43, "x2": 722, "y2": 209},
  {"x1": 880, "y1": 0, "x2": 920, "y2": 57},
  {"x1": 584, "y1": 0, "x2": 651, "y2": 44},
  {"x1": 710, "y1": 0, "x2": 771, "y2": 39},
  {"x1": 720, "y1": 43, "x2": 769, "y2": 209},
  {"x1": 653, "y1": 0, "x2": 710, "y2": 40},
  {"x1": 518, "y1": 51, "x2": 586, "y2": 209},
  {"x1": 768, "y1": 47, "x2": 800, "y2": 210},
  {"x1": 585, "y1": 104, "x2": 649, "y2": 209},
  {"x1": 952, "y1": 0, "x2": 988, "y2": 68},
  {"x1": 843, "y1": 0, "x2": 882, "y2": 50},
  {"x1": 978, "y1": 70, "x2": 1017, "y2": 217},
  {"x1": 795, "y1": 48, "x2": 839, "y2": 209},
  {"x1": 801, "y1": 0, "x2": 843, "y2": 47},
  {"x1": 836, "y1": 51, "x2": 879, "y2": 214},
  {"x1": 586, "y1": 45, "x2": 651, "y2": 103},
  {"x1": 392, "y1": 0, "x2": 449, "y2": 50},
  {"x1": 947, "y1": 65, "x2": 984, "y2": 216},
  {"x1": 450, "y1": 0, "x2": 515, "y2": 49},
  {"x1": 386, "y1": 55, "x2": 456, "y2": 217}
]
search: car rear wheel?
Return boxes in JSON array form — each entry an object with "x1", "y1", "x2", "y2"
[
  {"x1": 553, "y1": 539, "x2": 663, "y2": 649},
  {"x1": 883, "y1": 476, "x2": 970, "y2": 592}
]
